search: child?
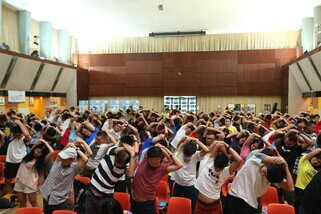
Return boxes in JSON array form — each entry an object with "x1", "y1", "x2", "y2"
[
  {"x1": 14, "y1": 139, "x2": 54, "y2": 207},
  {"x1": 3, "y1": 119, "x2": 31, "y2": 196}
]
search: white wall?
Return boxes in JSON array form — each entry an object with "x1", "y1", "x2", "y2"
[{"x1": 288, "y1": 71, "x2": 310, "y2": 114}]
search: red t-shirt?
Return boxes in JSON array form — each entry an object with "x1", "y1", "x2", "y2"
[
  {"x1": 132, "y1": 157, "x2": 169, "y2": 201},
  {"x1": 59, "y1": 127, "x2": 70, "y2": 147}
]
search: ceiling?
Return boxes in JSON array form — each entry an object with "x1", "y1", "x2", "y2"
[
  {"x1": 0, "y1": 51, "x2": 76, "y2": 93},
  {"x1": 289, "y1": 50, "x2": 321, "y2": 93},
  {"x1": 3, "y1": 0, "x2": 321, "y2": 42}
]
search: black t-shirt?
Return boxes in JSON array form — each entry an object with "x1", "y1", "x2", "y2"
[
  {"x1": 301, "y1": 169, "x2": 321, "y2": 214},
  {"x1": 278, "y1": 143, "x2": 304, "y2": 172}
]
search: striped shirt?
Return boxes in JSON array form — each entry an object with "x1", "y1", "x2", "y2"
[
  {"x1": 40, "y1": 159, "x2": 79, "y2": 205},
  {"x1": 90, "y1": 148, "x2": 127, "y2": 197}
]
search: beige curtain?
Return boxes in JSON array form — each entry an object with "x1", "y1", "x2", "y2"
[
  {"x1": 78, "y1": 30, "x2": 301, "y2": 54},
  {"x1": 1, "y1": 5, "x2": 19, "y2": 52}
]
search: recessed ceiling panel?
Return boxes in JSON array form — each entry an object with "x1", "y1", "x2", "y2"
[
  {"x1": 310, "y1": 52, "x2": 321, "y2": 80},
  {"x1": 54, "y1": 68, "x2": 76, "y2": 93},
  {"x1": 289, "y1": 64, "x2": 310, "y2": 93},
  {"x1": 5, "y1": 57, "x2": 41, "y2": 91},
  {"x1": 33, "y1": 63, "x2": 60, "y2": 92},
  {"x1": 299, "y1": 58, "x2": 321, "y2": 91},
  {"x1": 0, "y1": 53, "x2": 15, "y2": 86}
]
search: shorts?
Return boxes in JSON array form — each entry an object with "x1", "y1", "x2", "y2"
[
  {"x1": 4, "y1": 162, "x2": 21, "y2": 179},
  {"x1": 14, "y1": 180, "x2": 37, "y2": 194}
]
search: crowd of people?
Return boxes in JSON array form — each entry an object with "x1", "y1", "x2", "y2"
[{"x1": 0, "y1": 106, "x2": 321, "y2": 214}]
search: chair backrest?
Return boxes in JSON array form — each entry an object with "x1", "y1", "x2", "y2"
[
  {"x1": 155, "y1": 197, "x2": 160, "y2": 214},
  {"x1": 167, "y1": 197, "x2": 192, "y2": 214},
  {"x1": 114, "y1": 192, "x2": 131, "y2": 211},
  {"x1": 16, "y1": 207, "x2": 43, "y2": 214},
  {"x1": 0, "y1": 155, "x2": 6, "y2": 162},
  {"x1": 52, "y1": 150, "x2": 62, "y2": 161},
  {"x1": 0, "y1": 162, "x2": 4, "y2": 179},
  {"x1": 262, "y1": 186, "x2": 278, "y2": 208},
  {"x1": 52, "y1": 210, "x2": 77, "y2": 214},
  {"x1": 156, "y1": 181, "x2": 169, "y2": 202},
  {"x1": 268, "y1": 203, "x2": 295, "y2": 214},
  {"x1": 74, "y1": 176, "x2": 91, "y2": 185}
]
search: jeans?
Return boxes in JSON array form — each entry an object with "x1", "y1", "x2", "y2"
[
  {"x1": 224, "y1": 194, "x2": 260, "y2": 214},
  {"x1": 85, "y1": 189, "x2": 113, "y2": 214},
  {"x1": 173, "y1": 183, "x2": 198, "y2": 213},
  {"x1": 130, "y1": 198, "x2": 155, "y2": 214},
  {"x1": 43, "y1": 199, "x2": 71, "y2": 214}
]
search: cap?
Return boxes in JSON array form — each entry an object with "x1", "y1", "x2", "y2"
[{"x1": 58, "y1": 147, "x2": 77, "y2": 160}]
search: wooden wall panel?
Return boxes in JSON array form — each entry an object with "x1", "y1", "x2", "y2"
[
  {"x1": 197, "y1": 59, "x2": 237, "y2": 73},
  {"x1": 197, "y1": 87, "x2": 237, "y2": 96},
  {"x1": 125, "y1": 74, "x2": 163, "y2": 87},
  {"x1": 197, "y1": 51, "x2": 237, "y2": 60},
  {"x1": 237, "y1": 50, "x2": 275, "y2": 64},
  {"x1": 77, "y1": 68, "x2": 89, "y2": 100},
  {"x1": 197, "y1": 73, "x2": 237, "y2": 87},
  {"x1": 164, "y1": 79, "x2": 197, "y2": 95},
  {"x1": 126, "y1": 61, "x2": 163, "y2": 74},
  {"x1": 89, "y1": 67, "x2": 125, "y2": 84},
  {"x1": 77, "y1": 48, "x2": 298, "y2": 97},
  {"x1": 125, "y1": 87, "x2": 163, "y2": 96},
  {"x1": 163, "y1": 67, "x2": 196, "y2": 80},
  {"x1": 89, "y1": 84, "x2": 125, "y2": 96}
]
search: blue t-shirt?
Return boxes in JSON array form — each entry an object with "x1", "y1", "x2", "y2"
[
  {"x1": 84, "y1": 127, "x2": 99, "y2": 145},
  {"x1": 139, "y1": 137, "x2": 153, "y2": 159}
]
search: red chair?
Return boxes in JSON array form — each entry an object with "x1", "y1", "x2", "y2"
[
  {"x1": 0, "y1": 155, "x2": 6, "y2": 162},
  {"x1": 53, "y1": 211, "x2": 77, "y2": 214},
  {"x1": 52, "y1": 150, "x2": 62, "y2": 161},
  {"x1": 156, "y1": 181, "x2": 170, "y2": 212},
  {"x1": 16, "y1": 207, "x2": 43, "y2": 214},
  {"x1": 268, "y1": 203, "x2": 295, "y2": 214},
  {"x1": 167, "y1": 197, "x2": 192, "y2": 214},
  {"x1": 155, "y1": 197, "x2": 160, "y2": 214},
  {"x1": 261, "y1": 186, "x2": 278, "y2": 209},
  {"x1": 74, "y1": 176, "x2": 91, "y2": 185},
  {"x1": 161, "y1": 174, "x2": 170, "y2": 193},
  {"x1": 114, "y1": 192, "x2": 131, "y2": 211},
  {"x1": 221, "y1": 175, "x2": 234, "y2": 197},
  {"x1": 0, "y1": 162, "x2": 5, "y2": 185}
]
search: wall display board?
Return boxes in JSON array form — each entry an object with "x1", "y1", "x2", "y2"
[
  {"x1": 79, "y1": 100, "x2": 89, "y2": 113},
  {"x1": 8, "y1": 91, "x2": 25, "y2": 103},
  {"x1": 247, "y1": 104, "x2": 256, "y2": 113},
  {"x1": 90, "y1": 100, "x2": 107, "y2": 114},
  {"x1": 164, "y1": 96, "x2": 197, "y2": 113},
  {"x1": 109, "y1": 100, "x2": 140, "y2": 112}
]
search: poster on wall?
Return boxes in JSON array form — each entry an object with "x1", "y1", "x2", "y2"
[
  {"x1": 78, "y1": 100, "x2": 89, "y2": 113},
  {"x1": 227, "y1": 104, "x2": 235, "y2": 111},
  {"x1": 264, "y1": 104, "x2": 271, "y2": 112},
  {"x1": 247, "y1": 104, "x2": 256, "y2": 113},
  {"x1": 163, "y1": 96, "x2": 197, "y2": 113},
  {"x1": 0, "y1": 97, "x2": 5, "y2": 106},
  {"x1": 8, "y1": 91, "x2": 25, "y2": 103},
  {"x1": 29, "y1": 97, "x2": 34, "y2": 105}
]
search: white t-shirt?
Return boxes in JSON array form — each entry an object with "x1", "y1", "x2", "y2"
[
  {"x1": 172, "y1": 151, "x2": 202, "y2": 186},
  {"x1": 195, "y1": 154, "x2": 230, "y2": 200},
  {"x1": 6, "y1": 137, "x2": 27, "y2": 163},
  {"x1": 86, "y1": 143, "x2": 110, "y2": 170},
  {"x1": 170, "y1": 124, "x2": 189, "y2": 149},
  {"x1": 229, "y1": 156, "x2": 271, "y2": 209}
]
